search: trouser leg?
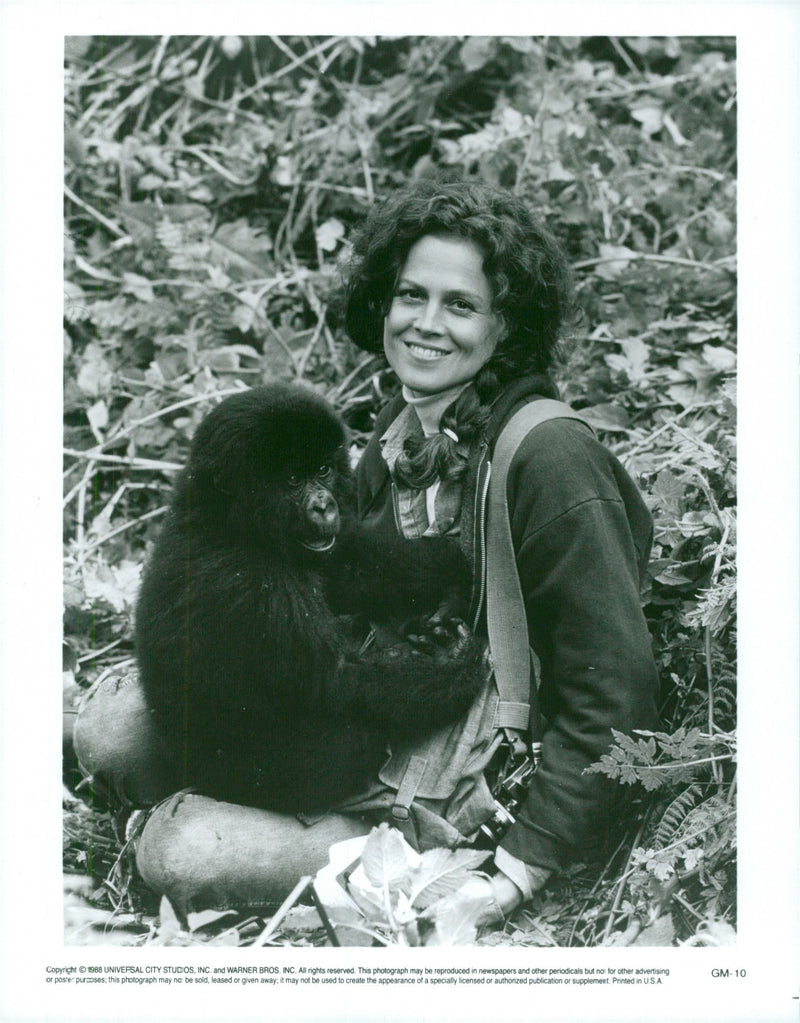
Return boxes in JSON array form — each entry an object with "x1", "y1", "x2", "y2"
[
  {"x1": 72, "y1": 668, "x2": 181, "y2": 806},
  {"x1": 135, "y1": 792, "x2": 371, "y2": 915},
  {"x1": 72, "y1": 669, "x2": 373, "y2": 914}
]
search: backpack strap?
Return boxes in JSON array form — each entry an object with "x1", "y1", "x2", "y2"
[
  {"x1": 386, "y1": 399, "x2": 591, "y2": 830},
  {"x1": 486, "y1": 399, "x2": 593, "y2": 754}
]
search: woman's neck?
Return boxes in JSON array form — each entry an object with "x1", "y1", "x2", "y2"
[{"x1": 402, "y1": 383, "x2": 469, "y2": 437}]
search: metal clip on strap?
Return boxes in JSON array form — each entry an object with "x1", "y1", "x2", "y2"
[{"x1": 390, "y1": 755, "x2": 428, "y2": 823}]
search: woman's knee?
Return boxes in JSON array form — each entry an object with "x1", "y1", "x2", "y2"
[
  {"x1": 72, "y1": 668, "x2": 178, "y2": 805},
  {"x1": 135, "y1": 792, "x2": 371, "y2": 915}
]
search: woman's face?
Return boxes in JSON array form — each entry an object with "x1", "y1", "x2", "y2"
[{"x1": 382, "y1": 234, "x2": 504, "y2": 397}]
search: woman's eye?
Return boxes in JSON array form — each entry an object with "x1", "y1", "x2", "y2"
[
  {"x1": 450, "y1": 298, "x2": 474, "y2": 313},
  {"x1": 395, "y1": 287, "x2": 423, "y2": 303}
]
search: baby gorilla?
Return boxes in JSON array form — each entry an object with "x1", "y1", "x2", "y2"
[{"x1": 135, "y1": 384, "x2": 486, "y2": 812}]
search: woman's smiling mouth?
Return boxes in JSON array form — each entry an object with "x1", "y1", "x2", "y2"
[{"x1": 404, "y1": 341, "x2": 450, "y2": 361}]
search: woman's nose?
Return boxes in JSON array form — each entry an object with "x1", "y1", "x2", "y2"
[{"x1": 415, "y1": 300, "x2": 444, "y2": 334}]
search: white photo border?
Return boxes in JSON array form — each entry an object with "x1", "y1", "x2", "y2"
[{"x1": 1, "y1": 5, "x2": 798, "y2": 1022}]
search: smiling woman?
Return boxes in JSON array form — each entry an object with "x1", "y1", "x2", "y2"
[
  {"x1": 338, "y1": 179, "x2": 660, "y2": 926},
  {"x1": 382, "y1": 235, "x2": 504, "y2": 396}
]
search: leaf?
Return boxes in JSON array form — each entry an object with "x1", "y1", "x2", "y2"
[
  {"x1": 187, "y1": 908, "x2": 238, "y2": 932},
  {"x1": 631, "y1": 105, "x2": 664, "y2": 138},
  {"x1": 63, "y1": 576, "x2": 85, "y2": 609},
  {"x1": 359, "y1": 824, "x2": 413, "y2": 890},
  {"x1": 638, "y1": 769, "x2": 667, "y2": 792},
  {"x1": 594, "y1": 244, "x2": 639, "y2": 281},
  {"x1": 427, "y1": 901, "x2": 479, "y2": 946},
  {"x1": 64, "y1": 281, "x2": 90, "y2": 323},
  {"x1": 545, "y1": 160, "x2": 575, "y2": 183},
  {"x1": 273, "y1": 156, "x2": 295, "y2": 187},
  {"x1": 654, "y1": 785, "x2": 703, "y2": 849},
  {"x1": 199, "y1": 345, "x2": 261, "y2": 370},
  {"x1": 211, "y1": 219, "x2": 272, "y2": 277},
  {"x1": 682, "y1": 847, "x2": 704, "y2": 871},
  {"x1": 122, "y1": 272, "x2": 155, "y2": 302},
  {"x1": 605, "y1": 337, "x2": 651, "y2": 385},
  {"x1": 501, "y1": 37, "x2": 538, "y2": 54},
  {"x1": 82, "y1": 559, "x2": 142, "y2": 613},
  {"x1": 157, "y1": 895, "x2": 184, "y2": 937},
  {"x1": 207, "y1": 929, "x2": 242, "y2": 947},
  {"x1": 86, "y1": 400, "x2": 108, "y2": 436},
  {"x1": 408, "y1": 847, "x2": 491, "y2": 909},
  {"x1": 315, "y1": 218, "x2": 345, "y2": 253},
  {"x1": 279, "y1": 906, "x2": 324, "y2": 933},
  {"x1": 633, "y1": 848, "x2": 676, "y2": 882},
  {"x1": 459, "y1": 37, "x2": 496, "y2": 72},
  {"x1": 119, "y1": 201, "x2": 208, "y2": 245},
  {"x1": 652, "y1": 469, "x2": 685, "y2": 518},
  {"x1": 65, "y1": 36, "x2": 93, "y2": 60},
  {"x1": 76, "y1": 342, "x2": 114, "y2": 397},
  {"x1": 633, "y1": 913, "x2": 675, "y2": 947},
  {"x1": 692, "y1": 919, "x2": 736, "y2": 946},
  {"x1": 579, "y1": 403, "x2": 630, "y2": 432},
  {"x1": 137, "y1": 173, "x2": 166, "y2": 191},
  {"x1": 641, "y1": 736, "x2": 657, "y2": 763},
  {"x1": 666, "y1": 383, "x2": 698, "y2": 409},
  {"x1": 701, "y1": 344, "x2": 736, "y2": 373}
]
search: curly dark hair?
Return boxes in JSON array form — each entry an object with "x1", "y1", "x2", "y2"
[
  {"x1": 343, "y1": 179, "x2": 574, "y2": 379},
  {"x1": 343, "y1": 180, "x2": 575, "y2": 488}
]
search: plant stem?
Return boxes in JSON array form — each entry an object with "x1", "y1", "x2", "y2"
[
  {"x1": 572, "y1": 252, "x2": 734, "y2": 275},
  {"x1": 64, "y1": 184, "x2": 129, "y2": 240},
  {"x1": 80, "y1": 506, "x2": 168, "y2": 554},
  {"x1": 64, "y1": 449, "x2": 183, "y2": 473},
  {"x1": 601, "y1": 816, "x2": 647, "y2": 944},
  {"x1": 631, "y1": 753, "x2": 734, "y2": 771}
]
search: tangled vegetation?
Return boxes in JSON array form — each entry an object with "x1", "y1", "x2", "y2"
[{"x1": 63, "y1": 35, "x2": 736, "y2": 947}]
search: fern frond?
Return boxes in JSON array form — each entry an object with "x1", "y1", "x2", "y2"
[
  {"x1": 654, "y1": 784, "x2": 703, "y2": 850},
  {"x1": 671, "y1": 795, "x2": 733, "y2": 852}
]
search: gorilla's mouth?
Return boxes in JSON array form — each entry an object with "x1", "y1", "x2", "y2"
[{"x1": 301, "y1": 536, "x2": 337, "y2": 552}]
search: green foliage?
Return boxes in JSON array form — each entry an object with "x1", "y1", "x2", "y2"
[
  {"x1": 323, "y1": 823, "x2": 494, "y2": 946},
  {"x1": 587, "y1": 726, "x2": 736, "y2": 792},
  {"x1": 64, "y1": 35, "x2": 736, "y2": 947}
]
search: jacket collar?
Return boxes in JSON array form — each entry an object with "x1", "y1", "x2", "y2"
[{"x1": 483, "y1": 374, "x2": 560, "y2": 451}]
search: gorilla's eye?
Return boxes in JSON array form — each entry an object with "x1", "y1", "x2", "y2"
[
  {"x1": 318, "y1": 464, "x2": 331, "y2": 477},
  {"x1": 287, "y1": 473, "x2": 301, "y2": 488}
]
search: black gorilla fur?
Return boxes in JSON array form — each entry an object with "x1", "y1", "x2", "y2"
[{"x1": 135, "y1": 384, "x2": 486, "y2": 812}]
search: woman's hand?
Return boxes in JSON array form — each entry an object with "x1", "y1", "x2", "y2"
[
  {"x1": 417, "y1": 862, "x2": 550, "y2": 943},
  {"x1": 439, "y1": 870, "x2": 525, "y2": 929}
]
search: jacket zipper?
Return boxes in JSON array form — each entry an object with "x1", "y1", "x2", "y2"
[{"x1": 471, "y1": 442, "x2": 491, "y2": 632}]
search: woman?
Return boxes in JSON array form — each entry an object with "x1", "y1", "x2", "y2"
[
  {"x1": 74, "y1": 180, "x2": 658, "y2": 929},
  {"x1": 337, "y1": 180, "x2": 659, "y2": 921}
]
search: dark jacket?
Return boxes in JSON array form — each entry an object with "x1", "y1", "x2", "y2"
[{"x1": 356, "y1": 377, "x2": 660, "y2": 872}]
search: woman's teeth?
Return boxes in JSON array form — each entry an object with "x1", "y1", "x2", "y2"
[{"x1": 405, "y1": 342, "x2": 449, "y2": 361}]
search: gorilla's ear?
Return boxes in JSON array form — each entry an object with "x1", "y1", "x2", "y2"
[{"x1": 189, "y1": 417, "x2": 250, "y2": 498}]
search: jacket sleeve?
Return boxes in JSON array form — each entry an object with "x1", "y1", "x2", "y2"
[
  {"x1": 498, "y1": 419, "x2": 660, "y2": 872},
  {"x1": 356, "y1": 394, "x2": 405, "y2": 522}
]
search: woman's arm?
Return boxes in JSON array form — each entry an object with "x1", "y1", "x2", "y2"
[{"x1": 500, "y1": 418, "x2": 660, "y2": 872}]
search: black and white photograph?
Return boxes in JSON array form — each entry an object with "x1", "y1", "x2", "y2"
[
  {"x1": 1, "y1": 6, "x2": 799, "y2": 1023},
  {"x1": 61, "y1": 29, "x2": 739, "y2": 948}
]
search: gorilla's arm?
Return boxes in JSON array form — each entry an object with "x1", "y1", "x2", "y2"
[
  {"x1": 135, "y1": 523, "x2": 344, "y2": 722},
  {"x1": 179, "y1": 713, "x2": 385, "y2": 812},
  {"x1": 326, "y1": 630, "x2": 488, "y2": 739},
  {"x1": 326, "y1": 529, "x2": 471, "y2": 621}
]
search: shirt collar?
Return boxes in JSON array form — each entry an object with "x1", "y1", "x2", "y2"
[{"x1": 378, "y1": 403, "x2": 421, "y2": 478}]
